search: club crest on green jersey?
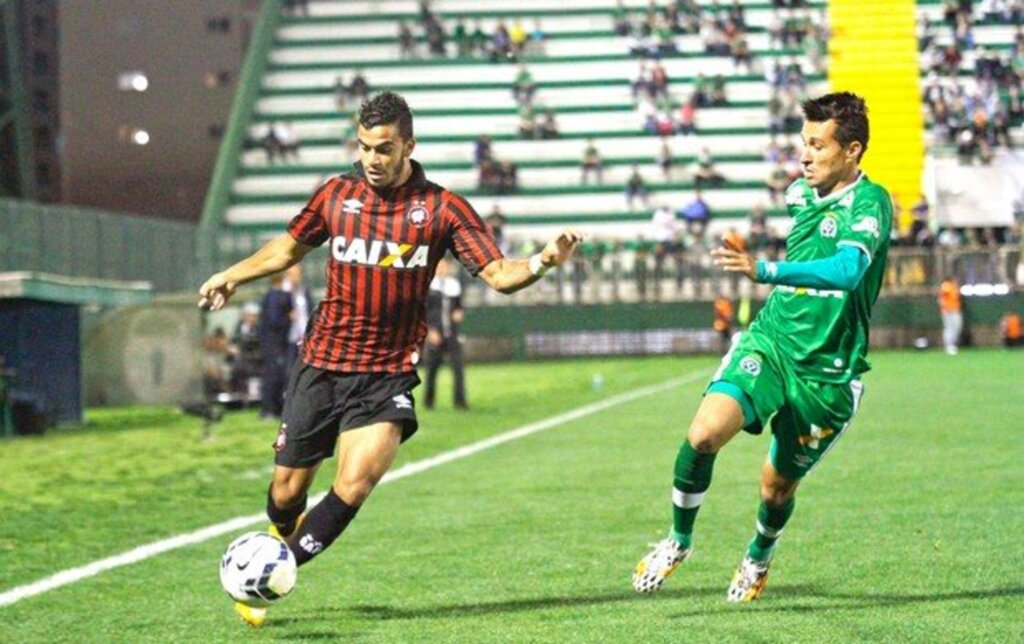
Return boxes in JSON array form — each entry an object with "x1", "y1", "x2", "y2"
[
  {"x1": 819, "y1": 216, "x2": 838, "y2": 238},
  {"x1": 740, "y1": 356, "x2": 761, "y2": 376}
]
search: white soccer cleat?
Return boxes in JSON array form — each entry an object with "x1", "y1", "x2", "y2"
[
  {"x1": 726, "y1": 556, "x2": 771, "y2": 602},
  {"x1": 632, "y1": 538, "x2": 691, "y2": 593}
]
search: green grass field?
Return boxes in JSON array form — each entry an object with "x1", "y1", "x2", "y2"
[{"x1": 1, "y1": 350, "x2": 1022, "y2": 643}]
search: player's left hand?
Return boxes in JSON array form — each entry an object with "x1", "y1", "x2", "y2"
[
  {"x1": 711, "y1": 243, "x2": 757, "y2": 280},
  {"x1": 540, "y1": 228, "x2": 584, "y2": 267}
]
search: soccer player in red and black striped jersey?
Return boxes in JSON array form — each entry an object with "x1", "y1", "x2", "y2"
[{"x1": 199, "y1": 92, "x2": 581, "y2": 626}]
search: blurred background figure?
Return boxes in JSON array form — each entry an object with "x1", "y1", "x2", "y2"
[
  {"x1": 259, "y1": 274, "x2": 292, "y2": 418},
  {"x1": 283, "y1": 263, "x2": 313, "y2": 368},
  {"x1": 424, "y1": 257, "x2": 467, "y2": 410},
  {"x1": 938, "y1": 275, "x2": 963, "y2": 355}
]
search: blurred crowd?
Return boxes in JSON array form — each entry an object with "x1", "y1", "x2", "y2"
[{"x1": 919, "y1": 1, "x2": 1024, "y2": 163}]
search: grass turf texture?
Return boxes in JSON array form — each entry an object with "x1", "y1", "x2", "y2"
[{"x1": 0, "y1": 350, "x2": 1021, "y2": 642}]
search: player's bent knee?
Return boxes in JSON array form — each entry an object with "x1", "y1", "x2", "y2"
[
  {"x1": 686, "y1": 421, "x2": 731, "y2": 453},
  {"x1": 271, "y1": 470, "x2": 314, "y2": 507}
]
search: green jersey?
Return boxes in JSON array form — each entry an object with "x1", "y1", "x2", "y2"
[{"x1": 752, "y1": 173, "x2": 892, "y2": 383}]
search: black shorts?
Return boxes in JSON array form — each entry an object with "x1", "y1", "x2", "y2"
[{"x1": 273, "y1": 362, "x2": 421, "y2": 468}]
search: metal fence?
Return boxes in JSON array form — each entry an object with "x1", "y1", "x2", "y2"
[
  {"x1": 0, "y1": 199, "x2": 197, "y2": 293},
  {"x1": 459, "y1": 245, "x2": 1022, "y2": 306}
]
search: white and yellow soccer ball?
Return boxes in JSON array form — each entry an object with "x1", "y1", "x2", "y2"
[{"x1": 219, "y1": 531, "x2": 297, "y2": 607}]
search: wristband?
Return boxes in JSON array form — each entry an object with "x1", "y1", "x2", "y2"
[{"x1": 528, "y1": 253, "x2": 550, "y2": 277}]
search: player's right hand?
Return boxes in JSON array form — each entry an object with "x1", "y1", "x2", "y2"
[{"x1": 198, "y1": 272, "x2": 237, "y2": 311}]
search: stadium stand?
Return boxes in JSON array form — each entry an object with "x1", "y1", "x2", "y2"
[{"x1": 202, "y1": 0, "x2": 833, "y2": 269}]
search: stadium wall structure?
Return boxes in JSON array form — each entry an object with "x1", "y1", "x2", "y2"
[
  {"x1": 82, "y1": 296, "x2": 204, "y2": 407},
  {"x1": 73, "y1": 291, "x2": 1019, "y2": 407},
  {"x1": 461, "y1": 293, "x2": 1024, "y2": 360}
]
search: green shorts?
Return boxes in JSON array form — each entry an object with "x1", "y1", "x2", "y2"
[{"x1": 707, "y1": 331, "x2": 865, "y2": 480}]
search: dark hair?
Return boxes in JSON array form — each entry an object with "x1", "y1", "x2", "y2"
[
  {"x1": 801, "y1": 92, "x2": 869, "y2": 160},
  {"x1": 358, "y1": 91, "x2": 414, "y2": 139}
]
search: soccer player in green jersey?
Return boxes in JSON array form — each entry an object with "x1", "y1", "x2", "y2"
[{"x1": 632, "y1": 92, "x2": 892, "y2": 601}]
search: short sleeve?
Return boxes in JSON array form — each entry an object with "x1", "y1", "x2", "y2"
[
  {"x1": 287, "y1": 180, "x2": 334, "y2": 247},
  {"x1": 444, "y1": 193, "x2": 504, "y2": 275},
  {"x1": 838, "y1": 191, "x2": 891, "y2": 265}
]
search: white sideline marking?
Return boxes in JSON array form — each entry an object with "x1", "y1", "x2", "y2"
[{"x1": 0, "y1": 370, "x2": 708, "y2": 608}]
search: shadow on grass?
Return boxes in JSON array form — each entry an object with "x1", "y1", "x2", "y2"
[
  {"x1": 669, "y1": 585, "x2": 1024, "y2": 618},
  {"x1": 272, "y1": 584, "x2": 820, "y2": 625},
  {"x1": 268, "y1": 584, "x2": 1024, "y2": 630}
]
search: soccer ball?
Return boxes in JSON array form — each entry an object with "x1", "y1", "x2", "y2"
[{"x1": 219, "y1": 531, "x2": 297, "y2": 607}]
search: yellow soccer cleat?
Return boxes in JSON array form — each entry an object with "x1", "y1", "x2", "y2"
[
  {"x1": 268, "y1": 512, "x2": 306, "y2": 540},
  {"x1": 632, "y1": 538, "x2": 692, "y2": 593},
  {"x1": 726, "y1": 556, "x2": 771, "y2": 602},
  {"x1": 234, "y1": 602, "x2": 267, "y2": 627}
]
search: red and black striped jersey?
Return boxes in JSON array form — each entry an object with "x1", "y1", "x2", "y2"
[{"x1": 287, "y1": 160, "x2": 503, "y2": 373}]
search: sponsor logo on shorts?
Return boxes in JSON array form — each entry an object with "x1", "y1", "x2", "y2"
[
  {"x1": 740, "y1": 356, "x2": 761, "y2": 377},
  {"x1": 273, "y1": 424, "x2": 287, "y2": 452},
  {"x1": 392, "y1": 393, "x2": 413, "y2": 410}
]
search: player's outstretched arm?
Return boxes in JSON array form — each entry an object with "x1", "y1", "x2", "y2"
[
  {"x1": 711, "y1": 241, "x2": 869, "y2": 291},
  {"x1": 198, "y1": 233, "x2": 315, "y2": 310},
  {"x1": 478, "y1": 228, "x2": 583, "y2": 295}
]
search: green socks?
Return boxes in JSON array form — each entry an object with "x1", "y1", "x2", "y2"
[
  {"x1": 746, "y1": 497, "x2": 795, "y2": 562},
  {"x1": 670, "y1": 440, "x2": 717, "y2": 549}
]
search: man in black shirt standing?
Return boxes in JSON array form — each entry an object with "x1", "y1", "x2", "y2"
[{"x1": 423, "y1": 257, "x2": 467, "y2": 410}]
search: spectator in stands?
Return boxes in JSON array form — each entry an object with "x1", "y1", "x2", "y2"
[
  {"x1": 512, "y1": 63, "x2": 537, "y2": 105},
  {"x1": 425, "y1": 14, "x2": 447, "y2": 57},
  {"x1": 491, "y1": 20, "x2": 513, "y2": 62},
  {"x1": 730, "y1": 33, "x2": 753, "y2": 74},
  {"x1": 728, "y1": 0, "x2": 747, "y2": 29},
  {"x1": 613, "y1": 0, "x2": 633, "y2": 36},
  {"x1": 485, "y1": 205, "x2": 509, "y2": 253},
  {"x1": 909, "y1": 194, "x2": 931, "y2": 245},
  {"x1": 658, "y1": 139, "x2": 673, "y2": 180},
  {"x1": 711, "y1": 75, "x2": 728, "y2": 106},
  {"x1": 510, "y1": 19, "x2": 528, "y2": 56},
  {"x1": 679, "y1": 190, "x2": 710, "y2": 239},
  {"x1": 259, "y1": 274, "x2": 292, "y2": 418},
  {"x1": 766, "y1": 162, "x2": 789, "y2": 204},
  {"x1": 651, "y1": 202, "x2": 679, "y2": 243},
  {"x1": 453, "y1": 19, "x2": 470, "y2": 58},
  {"x1": 625, "y1": 165, "x2": 650, "y2": 211},
  {"x1": 272, "y1": 121, "x2": 300, "y2": 162},
  {"x1": 938, "y1": 276, "x2": 963, "y2": 355},
  {"x1": 693, "y1": 73, "x2": 712, "y2": 106},
  {"x1": 473, "y1": 134, "x2": 492, "y2": 166},
  {"x1": 528, "y1": 20, "x2": 547, "y2": 56},
  {"x1": 539, "y1": 108, "x2": 560, "y2": 139},
  {"x1": 349, "y1": 70, "x2": 370, "y2": 104},
  {"x1": 470, "y1": 20, "x2": 489, "y2": 58},
  {"x1": 259, "y1": 123, "x2": 281, "y2": 163},
  {"x1": 631, "y1": 61, "x2": 653, "y2": 101},
  {"x1": 398, "y1": 21, "x2": 417, "y2": 59},
  {"x1": 678, "y1": 96, "x2": 697, "y2": 136},
  {"x1": 651, "y1": 62, "x2": 670, "y2": 100},
  {"x1": 638, "y1": 95, "x2": 658, "y2": 133},
  {"x1": 581, "y1": 138, "x2": 604, "y2": 185},
  {"x1": 283, "y1": 0, "x2": 309, "y2": 17},
  {"x1": 333, "y1": 75, "x2": 348, "y2": 111},
  {"x1": 499, "y1": 161, "x2": 519, "y2": 194},
  {"x1": 518, "y1": 104, "x2": 537, "y2": 139},
  {"x1": 693, "y1": 147, "x2": 725, "y2": 188},
  {"x1": 478, "y1": 158, "x2": 501, "y2": 193}
]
